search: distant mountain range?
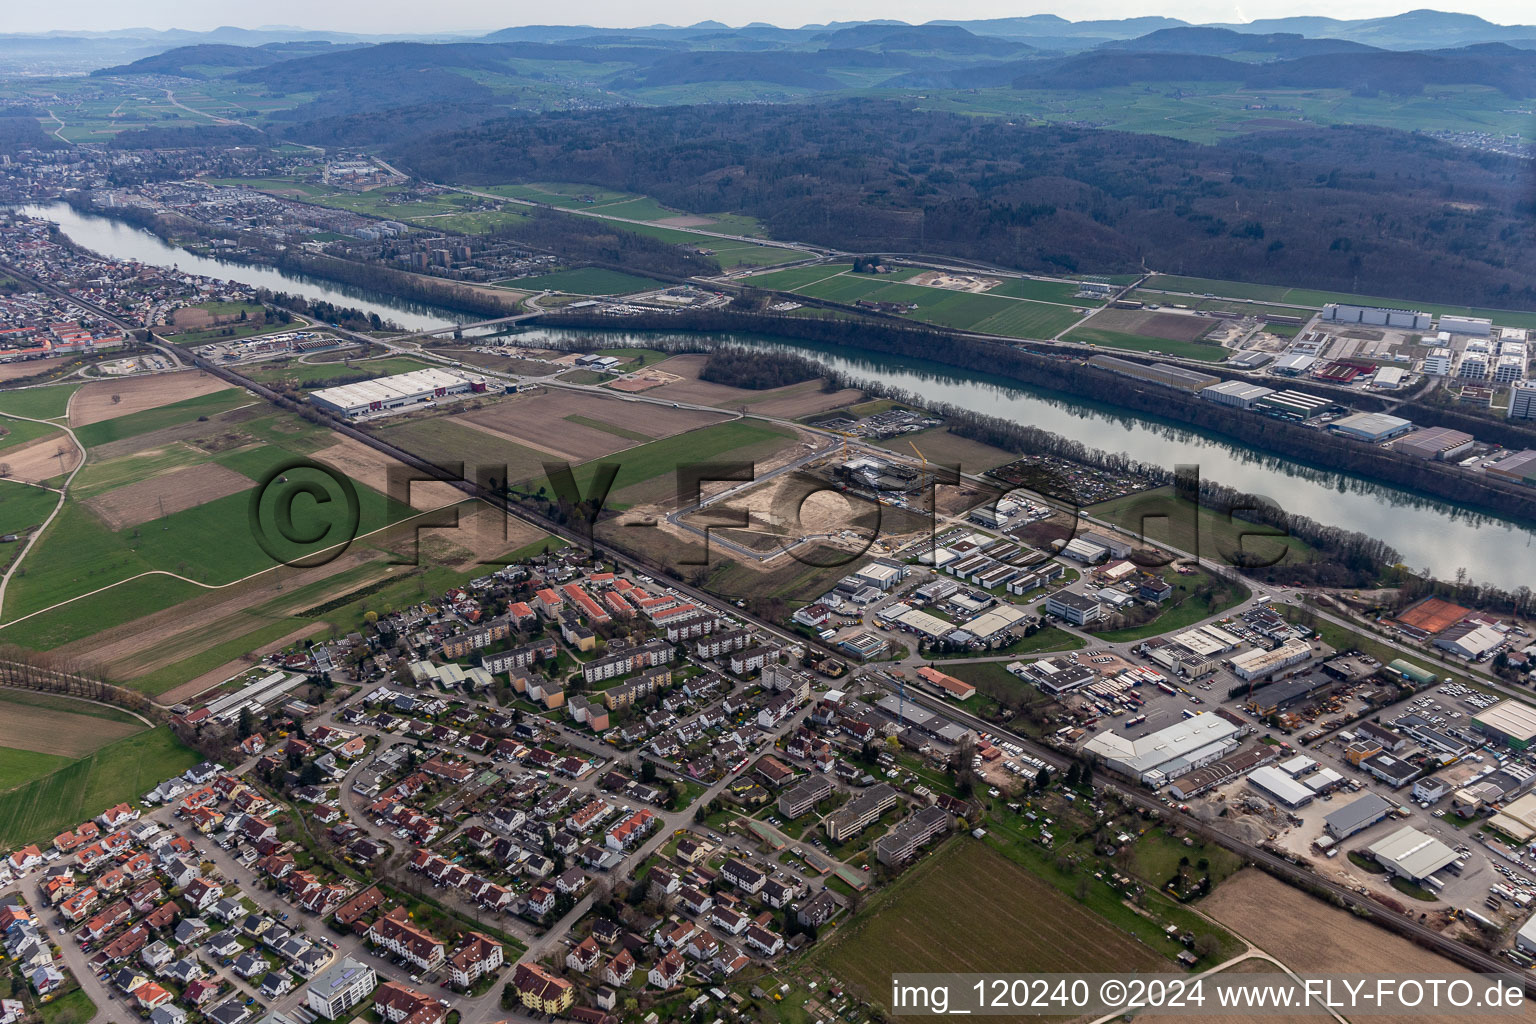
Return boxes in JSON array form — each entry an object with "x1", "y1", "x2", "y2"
[{"x1": 10, "y1": 8, "x2": 1536, "y2": 73}]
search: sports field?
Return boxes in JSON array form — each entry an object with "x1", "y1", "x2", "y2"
[
  {"x1": 0, "y1": 726, "x2": 198, "y2": 848},
  {"x1": 817, "y1": 840, "x2": 1160, "y2": 1014}
]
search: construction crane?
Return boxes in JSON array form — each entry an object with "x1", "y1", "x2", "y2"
[
  {"x1": 908, "y1": 439, "x2": 927, "y2": 469},
  {"x1": 837, "y1": 430, "x2": 853, "y2": 460}
]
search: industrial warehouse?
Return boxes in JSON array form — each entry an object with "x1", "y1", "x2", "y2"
[{"x1": 309, "y1": 367, "x2": 491, "y2": 418}]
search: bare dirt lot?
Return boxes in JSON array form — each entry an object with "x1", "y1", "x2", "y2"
[
  {"x1": 83, "y1": 462, "x2": 252, "y2": 530},
  {"x1": 1, "y1": 433, "x2": 79, "y2": 484},
  {"x1": 311, "y1": 437, "x2": 465, "y2": 511},
  {"x1": 69, "y1": 371, "x2": 235, "y2": 427},
  {"x1": 0, "y1": 701, "x2": 143, "y2": 756},
  {"x1": 1202, "y1": 869, "x2": 1490, "y2": 1024},
  {"x1": 910, "y1": 270, "x2": 1001, "y2": 292},
  {"x1": 1088, "y1": 308, "x2": 1216, "y2": 342},
  {"x1": 638, "y1": 354, "x2": 863, "y2": 417},
  {"x1": 0, "y1": 356, "x2": 75, "y2": 383},
  {"x1": 88, "y1": 404, "x2": 268, "y2": 461},
  {"x1": 457, "y1": 389, "x2": 722, "y2": 462}
]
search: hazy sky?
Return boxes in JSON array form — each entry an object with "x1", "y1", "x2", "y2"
[{"x1": 11, "y1": 2, "x2": 1536, "y2": 35}]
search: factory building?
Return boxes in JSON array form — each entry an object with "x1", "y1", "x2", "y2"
[
  {"x1": 1246, "y1": 765, "x2": 1314, "y2": 808},
  {"x1": 1322, "y1": 304, "x2": 1431, "y2": 330},
  {"x1": 1243, "y1": 673, "x2": 1335, "y2": 717},
  {"x1": 1328, "y1": 412, "x2": 1415, "y2": 443},
  {"x1": 1256, "y1": 389, "x2": 1333, "y2": 421},
  {"x1": 1485, "y1": 450, "x2": 1536, "y2": 487},
  {"x1": 1323, "y1": 792, "x2": 1395, "y2": 840},
  {"x1": 1228, "y1": 638, "x2": 1313, "y2": 681},
  {"x1": 1393, "y1": 426, "x2": 1474, "y2": 461},
  {"x1": 1371, "y1": 366, "x2": 1405, "y2": 390},
  {"x1": 1083, "y1": 713, "x2": 1241, "y2": 787},
  {"x1": 1434, "y1": 622, "x2": 1505, "y2": 660},
  {"x1": 310, "y1": 368, "x2": 489, "y2": 418},
  {"x1": 1439, "y1": 315, "x2": 1493, "y2": 336},
  {"x1": 1367, "y1": 826, "x2": 1459, "y2": 882},
  {"x1": 1087, "y1": 355, "x2": 1219, "y2": 392},
  {"x1": 1200, "y1": 380, "x2": 1275, "y2": 409},
  {"x1": 1468, "y1": 700, "x2": 1536, "y2": 749}
]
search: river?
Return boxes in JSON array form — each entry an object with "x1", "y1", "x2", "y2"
[
  {"x1": 14, "y1": 202, "x2": 1532, "y2": 587},
  {"x1": 512, "y1": 326, "x2": 1536, "y2": 590},
  {"x1": 13, "y1": 202, "x2": 469, "y2": 331}
]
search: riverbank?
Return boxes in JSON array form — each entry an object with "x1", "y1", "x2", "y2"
[{"x1": 531, "y1": 309, "x2": 1536, "y2": 528}]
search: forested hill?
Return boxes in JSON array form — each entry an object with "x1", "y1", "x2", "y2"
[{"x1": 394, "y1": 100, "x2": 1536, "y2": 310}]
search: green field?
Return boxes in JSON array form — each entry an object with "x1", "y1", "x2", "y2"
[
  {"x1": 0, "y1": 383, "x2": 81, "y2": 420},
  {"x1": 0, "y1": 416, "x2": 64, "y2": 453},
  {"x1": 503, "y1": 267, "x2": 665, "y2": 295},
  {"x1": 1088, "y1": 487, "x2": 1318, "y2": 567},
  {"x1": 0, "y1": 574, "x2": 204, "y2": 650},
  {"x1": 0, "y1": 747, "x2": 73, "y2": 792},
  {"x1": 987, "y1": 277, "x2": 1105, "y2": 306},
  {"x1": 1063, "y1": 325, "x2": 1228, "y2": 361},
  {"x1": 816, "y1": 840, "x2": 1161, "y2": 1011},
  {"x1": 243, "y1": 355, "x2": 433, "y2": 387},
  {"x1": 1087, "y1": 567, "x2": 1250, "y2": 643},
  {"x1": 739, "y1": 263, "x2": 853, "y2": 290},
  {"x1": 2, "y1": 423, "x2": 416, "y2": 622},
  {"x1": 0, "y1": 481, "x2": 59, "y2": 538},
  {"x1": 72, "y1": 388, "x2": 253, "y2": 448},
  {"x1": 0, "y1": 726, "x2": 198, "y2": 847},
  {"x1": 377, "y1": 417, "x2": 553, "y2": 485},
  {"x1": 541, "y1": 420, "x2": 795, "y2": 506}
]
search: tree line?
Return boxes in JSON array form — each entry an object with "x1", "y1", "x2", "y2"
[{"x1": 395, "y1": 99, "x2": 1536, "y2": 309}]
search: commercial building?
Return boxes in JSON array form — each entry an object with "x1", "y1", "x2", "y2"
[
  {"x1": 1246, "y1": 765, "x2": 1314, "y2": 808},
  {"x1": 1045, "y1": 591, "x2": 1102, "y2": 626},
  {"x1": 1228, "y1": 638, "x2": 1313, "y2": 681},
  {"x1": 1083, "y1": 713, "x2": 1241, "y2": 787},
  {"x1": 1244, "y1": 673, "x2": 1335, "y2": 716},
  {"x1": 1087, "y1": 355, "x2": 1219, "y2": 392},
  {"x1": 1255, "y1": 389, "x2": 1333, "y2": 422},
  {"x1": 1439, "y1": 315, "x2": 1492, "y2": 336},
  {"x1": 1361, "y1": 752, "x2": 1420, "y2": 789},
  {"x1": 1423, "y1": 348, "x2": 1454, "y2": 376},
  {"x1": 1394, "y1": 427, "x2": 1474, "y2": 461},
  {"x1": 1323, "y1": 304, "x2": 1430, "y2": 330},
  {"x1": 1367, "y1": 826, "x2": 1458, "y2": 881},
  {"x1": 1509, "y1": 381, "x2": 1536, "y2": 422},
  {"x1": 305, "y1": 958, "x2": 376, "y2": 1020},
  {"x1": 1329, "y1": 412, "x2": 1415, "y2": 443},
  {"x1": 309, "y1": 368, "x2": 489, "y2": 418},
  {"x1": 1371, "y1": 366, "x2": 1405, "y2": 390},
  {"x1": 1433, "y1": 622, "x2": 1504, "y2": 660},
  {"x1": 1473, "y1": 700, "x2": 1536, "y2": 749},
  {"x1": 915, "y1": 667, "x2": 976, "y2": 701},
  {"x1": 1323, "y1": 792, "x2": 1394, "y2": 840},
  {"x1": 1201, "y1": 380, "x2": 1274, "y2": 410}
]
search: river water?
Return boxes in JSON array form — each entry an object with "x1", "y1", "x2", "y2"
[
  {"x1": 511, "y1": 326, "x2": 1536, "y2": 590},
  {"x1": 13, "y1": 202, "x2": 469, "y2": 331},
  {"x1": 13, "y1": 202, "x2": 1533, "y2": 587}
]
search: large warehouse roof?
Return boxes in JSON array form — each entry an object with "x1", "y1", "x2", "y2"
[
  {"x1": 1084, "y1": 713, "x2": 1240, "y2": 778},
  {"x1": 1323, "y1": 792, "x2": 1394, "y2": 838},
  {"x1": 1246, "y1": 765, "x2": 1314, "y2": 807},
  {"x1": 1368, "y1": 826, "x2": 1458, "y2": 881},
  {"x1": 1474, "y1": 700, "x2": 1536, "y2": 743},
  {"x1": 311, "y1": 367, "x2": 486, "y2": 412}
]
